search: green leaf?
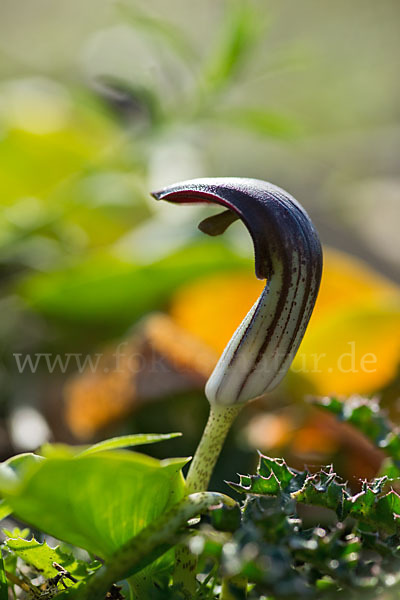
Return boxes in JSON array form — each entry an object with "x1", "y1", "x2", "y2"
[
  {"x1": 295, "y1": 473, "x2": 400, "y2": 533},
  {"x1": 0, "y1": 453, "x2": 44, "y2": 493},
  {"x1": 78, "y1": 432, "x2": 182, "y2": 456},
  {"x1": 2, "y1": 527, "x2": 30, "y2": 539},
  {"x1": 0, "y1": 550, "x2": 7, "y2": 600},
  {"x1": 293, "y1": 469, "x2": 348, "y2": 518},
  {"x1": 258, "y1": 455, "x2": 296, "y2": 489},
  {"x1": 232, "y1": 455, "x2": 400, "y2": 533},
  {"x1": 0, "y1": 500, "x2": 11, "y2": 522},
  {"x1": 228, "y1": 472, "x2": 281, "y2": 495},
  {"x1": 39, "y1": 433, "x2": 182, "y2": 458},
  {"x1": 191, "y1": 478, "x2": 400, "y2": 597},
  {"x1": 228, "y1": 454, "x2": 305, "y2": 496},
  {"x1": 4, "y1": 537, "x2": 100, "y2": 580},
  {"x1": 0, "y1": 448, "x2": 189, "y2": 578}
]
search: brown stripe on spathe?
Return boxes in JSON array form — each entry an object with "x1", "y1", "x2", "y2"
[
  {"x1": 233, "y1": 189, "x2": 306, "y2": 398},
  {"x1": 264, "y1": 200, "x2": 322, "y2": 389},
  {"x1": 220, "y1": 201, "x2": 293, "y2": 399},
  {"x1": 234, "y1": 252, "x2": 293, "y2": 399}
]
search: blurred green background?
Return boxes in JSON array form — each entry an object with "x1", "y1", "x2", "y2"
[{"x1": 0, "y1": 0, "x2": 399, "y2": 488}]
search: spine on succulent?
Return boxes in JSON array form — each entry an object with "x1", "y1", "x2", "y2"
[{"x1": 152, "y1": 177, "x2": 323, "y2": 407}]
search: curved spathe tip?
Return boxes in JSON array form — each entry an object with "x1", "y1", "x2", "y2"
[
  {"x1": 153, "y1": 177, "x2": 323, "y2": 405},
  {"x1": 152, "y1": 177, "x2": 321, "y2": 282}
]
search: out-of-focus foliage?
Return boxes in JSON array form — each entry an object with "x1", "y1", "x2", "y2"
[
  {"x1": 0, "y1": 79, "x2": 144, "y2": 259},
  {"x1": 314, "y1": 396, "x2": 400, "y2": 478},
  {"x1": 19, "y1": 243, "x2": 249, "y2": 331}
]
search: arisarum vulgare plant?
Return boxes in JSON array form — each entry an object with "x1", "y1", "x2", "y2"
[
  {"x1": 153, "y1": 177, "x2": 323, "y2": 494},
  {"x1": 153, "y1": 177, "x2": 323, "y2": 596}
]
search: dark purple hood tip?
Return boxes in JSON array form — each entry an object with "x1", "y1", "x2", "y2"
[{"x1": 152, "y1": 177, "x2": 322, "y2": 282}]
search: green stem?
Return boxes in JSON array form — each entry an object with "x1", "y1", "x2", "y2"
[
  {"x1": 174, "y1": 403, "x2": 243, "y2": 596},
  {"x1": 186, "y1": 404, "x2": 243, "y2": 493},
  {"x1": 79, "y1": 492, "x2": 236, "y2": 600}
]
